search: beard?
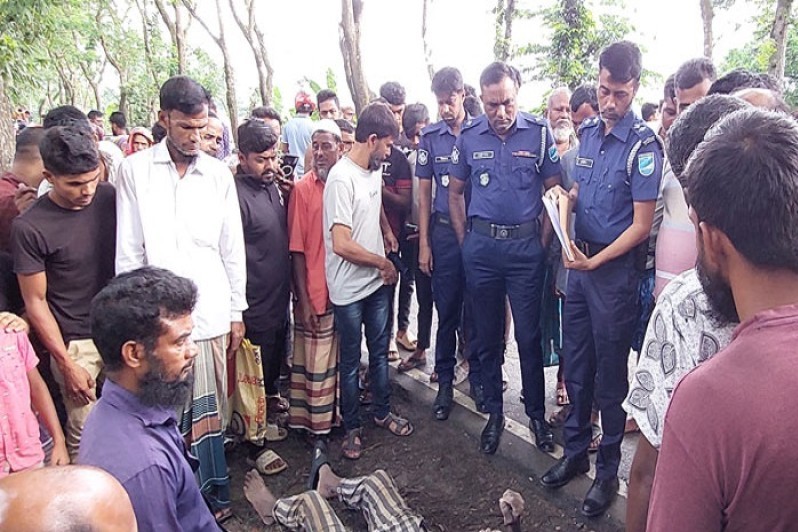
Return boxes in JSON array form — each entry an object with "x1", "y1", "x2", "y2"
[
  {"x1": 315, "y1": 166, "x2": 329, "y2": 181},
  {"x1": 552, "y1": 122, "x2": 574, "y2": 143},
  {"x1": 696, "y1": 251, "x2": 740, "y2": 326},
  {"x1": 138, "y1": 356, "x2": 194, "y2": 409}
]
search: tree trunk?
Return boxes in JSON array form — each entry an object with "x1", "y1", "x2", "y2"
[
  {"x1": 422, "y1": 0, "x2": 435, "y2": 81},
  {"x1": 504, "y1": 0, "x2": 516, "y2": 59},
  {"x1": 340, "y1": 0, "x2": 371, "y2": 114},
  {"x1": 181, "y1": 0, "x2": 239, "y2": 141},
  {"x1": 769, "y1": 0, "x2": 794, "y2": 79},
  {"x1": 700, "y1": 0, "x2": 714, "y2": 60},
  {"x1": 228, "y1": 0, "x2": 272, "y2": 106},
  {"x1": 0, "y1": 77, "x2": 15, "y2": 170},
  {"x1": 154, "y1": 0, "x2": 189, "y2": 75}
]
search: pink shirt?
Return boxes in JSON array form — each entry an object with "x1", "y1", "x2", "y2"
[
  {"x1": 288, "y1": 171, "x2": 329, "y2": 316},
  {"x1": 648, "y1": 303, "x2": 798, "y2": 532},
  {"x1": 0, "y1": 331, "x2": 43, "y2": 475},
  {"x1": 654, "y1": 171, "x2": 696, "y2": 298}
]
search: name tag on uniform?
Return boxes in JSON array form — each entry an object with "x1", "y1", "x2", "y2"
[
  {"x1": 473, "y1": 150, "x2": 495, "y2": 160},
  {"x1": 434, "y1": 156, "x2": 451, "y2": 163},
  {"x1": 512, "y1": 150, "x2": 536, "y2": 158},
  {"x1": 576, "y1": 157, "x2": 594, "y2": 168}
]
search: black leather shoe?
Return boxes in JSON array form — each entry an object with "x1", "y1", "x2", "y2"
[
  {"x1": 540, "y1": 455, "x2": 589, "y2": 488},
  {"x1": 480, "y1": 414, "x2": 504, "y2": 454},
  {"x1": 581, "y1": 477, "x2": 619, "y2": 517},
  {"x1": 434, "y1": 381, "x2": 453, "y2": 421},
  {"x1": 470, "y1": 384, "x2": 487, "y2": 413},
  {"x1": 529, "y1": 418, "x2": 554, "y2": 453}
]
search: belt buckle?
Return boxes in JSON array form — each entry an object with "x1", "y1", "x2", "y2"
[{"x1": 492, "y1": 224, "x2": 515, "y2": 240}]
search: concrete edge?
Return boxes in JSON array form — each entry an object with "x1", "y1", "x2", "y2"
[{"x1": 391, "y1": 365, "x2": 627, "y2": 526}]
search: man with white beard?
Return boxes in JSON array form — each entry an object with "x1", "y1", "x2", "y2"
[{"x1": 546, "y1": 88, "x2": 577, "y2": 159}]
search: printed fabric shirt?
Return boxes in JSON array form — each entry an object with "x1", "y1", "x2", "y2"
[
  {"x1": 115, "y1": 141, "x2": 247, "y2": 341},
  {"x1": 0, "y1": 331, "x2": 43, "y2": 475},
  {"x1": 623, "y1": 268, "x2": 735, "y2": 448}
]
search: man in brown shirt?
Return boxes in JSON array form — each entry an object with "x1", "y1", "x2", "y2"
[{"x1": 0, "y1": 126, "x2": 45, "y2": 251}]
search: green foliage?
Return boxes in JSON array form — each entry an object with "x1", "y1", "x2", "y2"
[
  {"x1": 518, "y1": 0, "x2": 631, "y2": 89},
  {"x1": 721, "y1": 0, "x2": 798, "y2": 106}
]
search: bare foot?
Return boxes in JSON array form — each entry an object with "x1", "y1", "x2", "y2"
[
  {"x1": 243, "y1": 469, "x2": 276, "y2": 525},
  {"x1": 499, "y1": 489, "x2": 524, "y2": 532},
  {"x1": 316, "y1": 464, "x2": 342, "y2": 499}
]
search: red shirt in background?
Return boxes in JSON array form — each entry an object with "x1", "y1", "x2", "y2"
[
  {"x1": 0, "y1": 172, "x2": 22, "y2": 252},
  {"x1": 380, "y1": 147, "x2": 412, "y2": 238}
]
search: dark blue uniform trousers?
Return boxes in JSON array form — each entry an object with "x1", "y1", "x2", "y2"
[
  {"x1": 430, "y1": 219, "x2": 479, "y2": 387},
  {"x1": 563, "y1": 252, "x2": 639, "y2": 480},
  {"x1": 462, "y1": 230, "x2": 546, "y2": 419}
]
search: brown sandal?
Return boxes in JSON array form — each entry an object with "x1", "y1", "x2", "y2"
[
  {"x1": 397, "y1": 355, "x2": 425, "y2": 372},
  {"x1": 374, "y1": 412, "x2": 414, "y2": 437},
  {"x1": 342, "y1": 428, "x2": 363, "y2": 460}
]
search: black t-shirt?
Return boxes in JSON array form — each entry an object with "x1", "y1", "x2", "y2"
[
  {"x1": 0, "y1": 251, "x2": 23, "y2": 314},
  {"x1": 11, "y1": 183, "x2": 116, "y2": 342},
  {"x1": 234, "y1": 174, "x2": 290, "y2": 334}
]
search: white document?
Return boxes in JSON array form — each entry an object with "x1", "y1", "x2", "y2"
[{"x1": 543, "y1": 193, "x2": 574, "y2": 261}]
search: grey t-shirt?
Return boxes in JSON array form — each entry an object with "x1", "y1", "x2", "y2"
[{"x1": 323, "y1": 156, "x2": 385, "y2": 306}]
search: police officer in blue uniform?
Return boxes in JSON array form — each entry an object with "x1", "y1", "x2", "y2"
[
  {"x1": 449, "y1": 62, "x2": 562, "y2": 455},
  {"x1": 416, "y1": 67, "x2": 481, "y2": 421},
  {"x1": 541, "y1": 41, "x2": 664, "y2": 518}
]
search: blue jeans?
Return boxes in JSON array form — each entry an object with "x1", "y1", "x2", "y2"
[{"x1": 334, "y1": 286, "x2": 391, "y2": 431}]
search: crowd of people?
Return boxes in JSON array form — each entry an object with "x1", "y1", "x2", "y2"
[{"x1": 0, "y1": 35, "x2": 797, "y2": 532}]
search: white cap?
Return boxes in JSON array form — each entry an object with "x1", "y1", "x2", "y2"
[{"x1": 312, "y1": 119, "x2": 342, "y2": 140}]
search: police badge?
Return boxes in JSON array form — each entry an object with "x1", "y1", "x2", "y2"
[
  {"x1": 479, "y1": 172, "x2": 490, "y2": 186},
  {"x1": 441, "y1": 175, "x2": 450, "y2": 187},
  {"x1": 418, "y1": 149, "x2": 429, "y2": 166},
  {"x1": 451, "y1": 146, "x2": 460, "y2": 165}
]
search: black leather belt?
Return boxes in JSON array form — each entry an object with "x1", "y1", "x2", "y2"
[
  {"x1": 574, "y1": 239, "x2": 608, "y2": 258},
  {"x1": 469, "y1": 218, "x2": 539, "y2": 240}
]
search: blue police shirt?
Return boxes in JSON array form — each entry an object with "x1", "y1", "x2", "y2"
[
  {"x1": 416, "y1": 119, "x2": 458, "y2": 215},
  {"x1": 572, "y1": 111, "x2": 663, "y2": 245},
  {"x1": 449, "y1": 112, "x2": 561, "y2": 225}
]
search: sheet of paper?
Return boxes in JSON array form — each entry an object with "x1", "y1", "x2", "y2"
[{"x1": 543, "y1": 193, "x2": 574, "y2": 261}]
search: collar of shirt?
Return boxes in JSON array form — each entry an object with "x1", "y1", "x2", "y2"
[
  {"x1": 600, "y1": 110, "x2": 635, "y2": 142},
  {"x1": 436, "y1": 113, "x2": 472, "y2": 137},
  {"x1": 151, "y1": 141, "x2": 214, "y2": 177},
  {"x1": 236, "y1": 169, "x2": 277, "y2": 191},
  {"x1": 475, "y1": 111, "x2": 534, "y2": 138},
  {"x1": 100, "y1": 378, "x2": 177, "y2": 428}
]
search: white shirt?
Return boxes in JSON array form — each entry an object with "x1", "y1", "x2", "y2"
[
  {"x1": 115, "y1": 141, "x2": 247, "y2": 341},
  {"x1": 623, "y1": 269, "x2": 735, "y2": 448},
  {"x1": 323, "y1": 156, "x2": 384, "y2": 306}
]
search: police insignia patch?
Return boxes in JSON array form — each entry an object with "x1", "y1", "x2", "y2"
[
  {"x1": 441, "y1": 175, "x2": 450, "y2": 187},
  {"x1": 479, "y1": 172, "x2": 490, "y2": 186},
  {"x1": 451, "y1": 146, "x2": 460, "y2": 165},
  {"x1": 638, "y1": 153, "x2": 655, "y2": 177},
  {"x1": 548, "y1": 144, "x2": 560, "y2": 163},
  {"x1": 418, "y1": 149, "x2": 429, "y2": 166}
]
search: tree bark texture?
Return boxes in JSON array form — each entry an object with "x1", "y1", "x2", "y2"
[
  {"x1": 422, "y1": 0, "x2": 435, "y2": 81},
  {"x1": 700, "y1": 0, "x2": 714, "y2": 60},
  {"x1": 769, "y1": 0, "x2": 794, "y2": 79},
  {"x1": 154, "y1": 0, "x2": 190, "y2": 75},
  {"x1": 340, "y1": 0, "x2": 371, "y2": 114},
  {"x1": 0, "y1": 77, "x2": 14, "y2": 170},
  {"x1": 228, "y1": 0, "x2": 273, "y2": 106}
]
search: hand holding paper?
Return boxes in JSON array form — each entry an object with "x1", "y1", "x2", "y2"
[{"x1": 542, "y1": 185, "x2": 575, "y2": 261}]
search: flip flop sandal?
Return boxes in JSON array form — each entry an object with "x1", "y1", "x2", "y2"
[
  {"x1": 247, "y1": 448, "x2": 288, "y2": 476},
  {"x1": 556, "y1": 384, "x2": 570, "y2": 406},
  {"x1": 342, "y1": 428, "x2": 363, "y2": 460},
  {"x1": 306, "y1": 441, "x2": 330, "y2": 490},
  {"x1": 397, "y1": 355, "x2": 425, "y2": 372},
  {"x1": 429, "y1": 372, "x2": 439, "y2": 383},
  {"x1": 264, "y1": 422, "x2": 288, "y2": 442},
  {"x1": 388, "y1": 340, "x2": 400, "y2": 362},
  {"x1": 589, "y1": 423, "x2": 603, "y2": 453},
  {"x1": 214, "y1": 507, "x2": 234, "y2": 527},
  {"x1": 267, "y1": 395, "x2": 290, "y2": 413},
  {"x1": 374, "y1": 412, "x2": 414, "y2": 437},
  {"x1": 547, "y1": 405, "x2": 571, "y2": 428},
  {"x1": 395, "y1": 333, "x2": 418, "y2": 351}
]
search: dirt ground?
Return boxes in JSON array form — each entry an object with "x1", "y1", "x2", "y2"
[{"x1": 221, "y1": 382, "x2": 622, "y2": 532}]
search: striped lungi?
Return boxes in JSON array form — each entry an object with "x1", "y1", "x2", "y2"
[
  {"x1": 288, "y1": 309, "x2": 340, "y2": 435},
  {"x1": 180, "y1": 334, "x2": 231, "y2": 512}
]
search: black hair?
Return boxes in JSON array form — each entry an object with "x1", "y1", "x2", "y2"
[
  {"x1": 109, "y1": 111, "x2": 126, "y2": 129},
  {"x1": 159, "y1": 76, "x2": 209, "y2": 115},
  {"x1": 87, "y1": 110, "x2": 103, "y2": 121},
  {"x1": 641, "y1": 102, "x2": 658, "y2": 122},
  {"x1": 317, "y1": 89, "x2": 339, "y2": 110},
  {"x1": 667, "y1": 94, "x2": 750, "y2": 179},
  {"x1": 379, "y1": 82, "x2": 406, "y2": 106},
  {"x1": 431, "y1": 67, "x2": 464, "y2": 96},
  {"x1": 334, "y1": 118, "x2": 355, "y2": 135},
  {"x1": 674, "y1": 57, "x2": 717, "y2": 91},
  {"x1": 91, "y1": 267, "x2": 197, "y2": 372},
  {"x1": 479, "y1": 61, "x2": 522, "y2": 89},
  {"x1": 43, "y1": 105, "x2": 88, "y2": 129},
  {"x1": 688, "y1": 108, "x2": 798, "y2": 272},
  {"x1": 664, "y1": 74, "x2": 676, "y2": 101},
  {"x1": 354, "y1": 102, "x2": 399, "y2": 143},
  {"x1": 14, "y1": 126, "x2": 45, "y2": 159},
  {"x1": 250, "y1": 106, "x2": 282, "y2": 124},
  {"x1": 151, "y1": 122, "x2": 167, "y2": 144},
  {"x1": 402, "y1": 103, "x2": 430, "y2": 137},
  {"x1": 570, "y1": 84, "x2": 599, "y2": 113},
  {"x1": 707, "y1": 68, "x2": 782, "y2": 95},
  {"x1": 599, "y1": 41, "x2": 642, "y2": 83},
  {"x1": 39, "y1": 124, "x2": 100, "y2": 176},
  {"x1": 237, "y1": 118, "x2": 279, "y2": 155}
]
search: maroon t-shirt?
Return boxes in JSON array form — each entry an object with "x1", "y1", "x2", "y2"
[
  {"x1": 648, "y1": 303, "x2": 798, "y2": 532},
  {"x1": 0, "y1": 172, "x2": 22, "y2": 252},
  {"x1": 380, "y1": 146, "x2": 412, "y2": 238},
  {"x1": 11, "y1": 183, "x2": 116, "y2": 343}
]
